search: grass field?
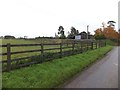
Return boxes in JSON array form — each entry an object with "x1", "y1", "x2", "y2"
[
  {"x1": 1, "y1": 39, "x2": 90, "y2": 61},
  {"x1": 2, "y1": 45, "x2": 113, "y2": 88},
  {"x1": 1, "y1": 39, "x2": 67, "y2": 60}
]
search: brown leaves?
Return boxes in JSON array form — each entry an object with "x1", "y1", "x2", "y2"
[{"x1": 94, "y1": 26, "x2": 120, "y2": 39}]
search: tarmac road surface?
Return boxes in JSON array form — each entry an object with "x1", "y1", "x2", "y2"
[{"x1": 63, "y1": 47, "x2": 118, "y2": 88}]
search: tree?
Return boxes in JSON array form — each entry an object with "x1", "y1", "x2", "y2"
[
  {"x1": 94, "y1": 28, "x2": 102, "y2": 35},
  {"x1": 24, "y1": 36, "x2": 28, "y2": 39},
  {"x1": 107, "y1": 21, "x2": 116, "y2": 28},
  {"x1": 58, "y1": 26, "x2": 66, "y2": 39},
  {"x1": 94, "y1": 21, "x2": 120, "y2": 40},
  {"x1": 4, "y1": 35, "x2": 15, "y2": 39},
  {"x1": 67, "y1": 26, "x2": 79, "y2": 39},
  {"x1": 70, "y1": 27, "x2": 79, "y2": 35},
  {"x1": 55, "y1": 33, "x2": 59, "y2": 39},
  {"x1": 94, "y1": 34, "x2": 106, "y2": 40}
]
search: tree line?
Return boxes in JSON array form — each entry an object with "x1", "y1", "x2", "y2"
[
  {"x1": 56, "y1": 26, "x2": 92, "y2": 39},
  {"x1": 1, "y1": 20, "x2": 119, "y2": 40}
]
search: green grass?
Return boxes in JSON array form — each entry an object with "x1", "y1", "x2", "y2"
[
  {"x1": 2, "y1": 45, "x2": 113, "y2": 88},
  {"x1": 106, "y1": 39, "x2": 114, "y2": 46}
]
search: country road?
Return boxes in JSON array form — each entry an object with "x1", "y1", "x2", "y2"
[{"x1": 63, "y1": 47, "x2": 119, "y2": 88}]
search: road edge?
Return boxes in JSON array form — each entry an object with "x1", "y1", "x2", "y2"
[{"x1": 57, "y1": 46, "x2": 114, "y2": 88}]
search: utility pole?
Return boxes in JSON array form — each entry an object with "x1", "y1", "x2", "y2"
[{"x1": 87, "y1": 25, "x2": 89, "y2": 39}]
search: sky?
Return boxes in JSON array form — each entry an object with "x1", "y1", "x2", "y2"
[{"x1": 0, "y1": 0, "x2": 119, "y2": 38}]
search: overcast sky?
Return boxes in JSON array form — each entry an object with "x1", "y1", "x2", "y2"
[{"x1": 0, "y1": 0, "x2": 119, "y2": 38}]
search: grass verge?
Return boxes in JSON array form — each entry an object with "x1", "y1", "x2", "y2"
[{"x1": 2, "y1": 45, "x2": 113, "y2": 88}]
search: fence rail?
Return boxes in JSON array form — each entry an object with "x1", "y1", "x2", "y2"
[{"x1": 0, "y1": 40, "x2": 106, "y2": 72}]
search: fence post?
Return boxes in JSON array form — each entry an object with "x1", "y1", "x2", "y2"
[
  {"x1": 96, "y1": 41, "x2": 97, "y2": 49},
  {"x1": 101, "y1": 40, "x2": 103, "y2": 47},
  {"x1": 41, "y1": 43, "x2": 44, "y2": 62},
  {"x1": 72, "y1": 41, "x2": 75, "y2": 53},
  {"x1": 91, "y1": 41, "x2": 93, "y2": 49},
  {"x1": 7, "y1": 43, "x2": 11, "y2": 71},
  {"x1": 105, "y1": 40, "x2": 106, "y2": 46},
  {"x1": 41, "y1": 43, "x2": 44, "y2": 54},
  {"x1": 102, "y1": 40, "x2": 104, "y2": 47},
  {"x1": 60, "y1": 43, "x2": 62, "y2": 58},
  {"x1": 81, "y1": 41, "x2": 83, "y2": 53},
  {"x1": 98, "y1": 40, "x2": 100, "y2": 48},
  {"x1": 86, "y1": 41, "x2": 88, "y2": 50}
]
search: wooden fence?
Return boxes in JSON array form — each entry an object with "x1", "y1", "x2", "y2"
[{"x1": 0, "y1": 40, "x2": 106, "y2": 72}]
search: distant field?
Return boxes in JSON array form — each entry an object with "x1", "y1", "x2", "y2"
[
  {"x1": 2, "y1": 39, "x2": 38, "y2": 44},
  {"x1": 2, "y1": 39, "x2": 42, "y2": 60},
  {"x1": 1, "y1": 39, "x2": 71, "y2": 44}
]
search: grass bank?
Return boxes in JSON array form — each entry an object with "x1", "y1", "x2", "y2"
[{"x1": 2, "y1": 45, "x2": 113, "y2": 88}]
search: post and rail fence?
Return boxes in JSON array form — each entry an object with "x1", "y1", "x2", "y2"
[{"x1": 0, "y1": 40, "x2": 106, "y2": 72}]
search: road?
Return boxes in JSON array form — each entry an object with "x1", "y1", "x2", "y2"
[{"x1": 63, "y1": 47, "x2": 118, "y2": 88}]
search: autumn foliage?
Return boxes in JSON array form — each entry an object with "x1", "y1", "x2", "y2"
[{"x1": 94, "y1": 25, "x2": 120, "y2": 40}]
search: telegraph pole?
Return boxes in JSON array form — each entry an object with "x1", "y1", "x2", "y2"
[{"x1": 87, "y1": 25, "x2": 89, "y2": 39}]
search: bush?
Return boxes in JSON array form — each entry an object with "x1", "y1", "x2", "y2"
[{"x1": 94, "y1": 34, "x2": 106, "y2": 40}]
